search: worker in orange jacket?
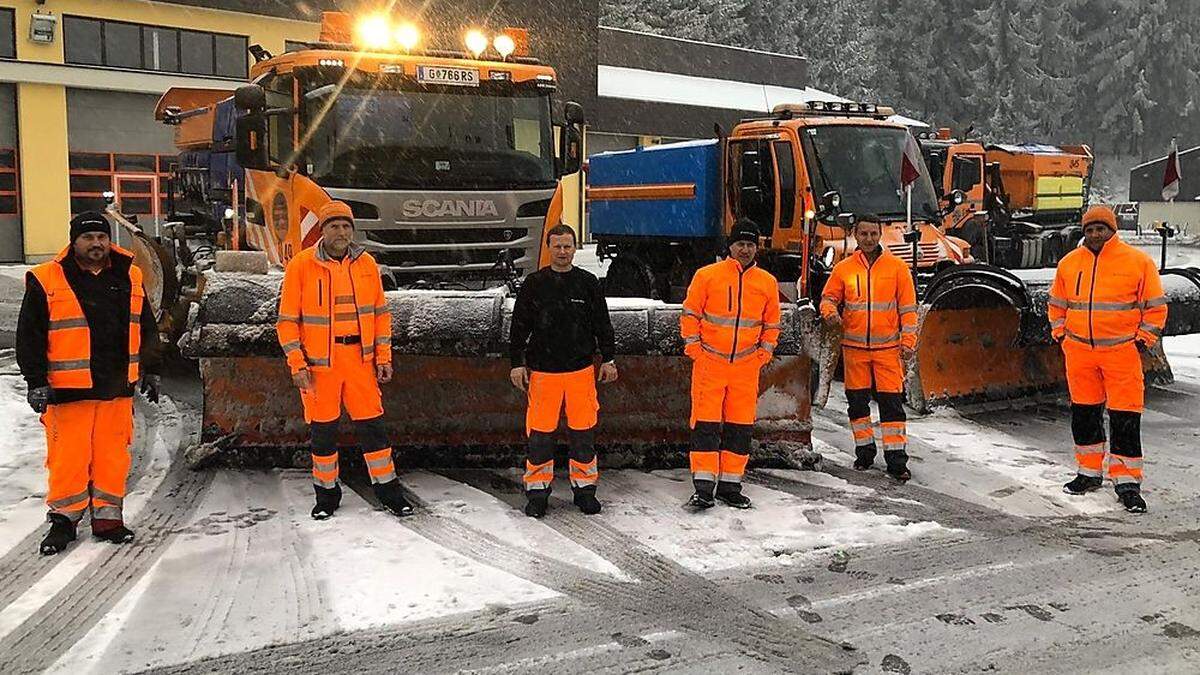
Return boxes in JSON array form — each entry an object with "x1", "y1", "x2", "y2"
[
  {"x1": 1049, "y1": 205, "x2": 1166, "y2": 513},
  {"x1": 16, "y1": 212, "x2": 161, "y2": 555},
  {"x1": 820, "y1": 215, "x2": 918, "y2": 481},
  {"x1": 277, "y1": 201, "x2": 414, "y2": 520},
  {"x1": 680, "y1": 219, "x2": 781, "y2": 510}
]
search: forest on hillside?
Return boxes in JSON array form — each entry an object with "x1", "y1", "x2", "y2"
[{"x1": 602, "y1": 0, "x2": 1200, "y2": 196}]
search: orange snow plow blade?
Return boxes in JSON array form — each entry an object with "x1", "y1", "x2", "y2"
[
  {"x1": 183, "y1": 273, "x2": 837, "y2": 466},
  {"x1": 907, "y1": 264, "x2": 1200, "y2": 412}
]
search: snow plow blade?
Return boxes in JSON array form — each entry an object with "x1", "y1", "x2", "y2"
[
  {"x1": 907, "y1": 264, "x2": 1200, "y2": 411},
  {"x1": 182, "y1": 272, "x2": 837, "y2": 467}
]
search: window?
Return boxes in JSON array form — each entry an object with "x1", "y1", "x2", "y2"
[
  {"x1": 64, "y1": 16, "x2": 246, "y2": 79},
  {"x1": 952, "y1": 155, "x2": 983, "y2": 193},
  {"x1": 728, "y1": 139, "x2": 776, "y2": 235},
  {"x1": 68, "y1": 152, "x2": 174, "y2": 218},
  {"x1": 0, "y1": 9, "x2": 15, "y2": 60},
  {"x1": 264, "y1": 76, "x2": 295, "y2": 164},
  {"x1": 773, "y1": 141, "x2": 796, "y2": 229},
  {"x1": 0, "y1": 149, "x2": 18, "y2": 215}
]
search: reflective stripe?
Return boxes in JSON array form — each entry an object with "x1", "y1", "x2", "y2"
[
  {"x1": 1050, "y1": 319, "x2": 1065, "y2": 329},
  {"x1": 683, "y1": 335, "x2": 701, "y2": 344},
  {"x1": 845, "y1": 301, "x2": 896, "y2": 312},
  {"x1": 93, "y1": 505, "x2": 122, "y2": 520},
  {"x1": 130, "y1": 313, "x2": 141, "y2": 324},
  {"x1": 850, "y1": 418, "x2": 873, "y2": 432},
  {"x1": 48, "y1": 358, "x2": 90, "y2": 372},
  {"x1": 692, "y1": 471, "x2": 717, "y2": 482},
  {"x1": 1140, "y1": 296, "x2": 1167, "y2": 308},
  {"x1": 898, "y1": 304, "x2": 918, "y2": 314},
  {"x1": 278, "y1": 313, "x2": 301, "y2": 323},
  {"x1": 280, "y1": 340, "x2": 302, "y2": 353},
  {"x1": 1065, "y1": 330, "x2": 1134, "y2": 347},
  {"x1": 1109, "y1": 456, "x2": 1144, "y2": 469},
  {"x1": 1112, "y1": 475, "x2": 1140, "y2": 485},
  {"x1": 129, "y1": 354, "x2": 140, "y2": 364},
  {"x1": 334, "y1": 311, "x2": 358, "y2": 322},
  {"x1": 1065, "y1": 300, "x2": 1138, "y2": 311},
  {"x1": 760, "y1": 342, "x2": 775, "y2": 353},
  {"x1": 375, "y1": 335, "x2": 392, "y2": 346},
  {"x1": 365, "y1": 456, "x2": 393, "y2": 471},
  {"x1": 313, "y1": 476, "x2": 338, "y2": 488},
  {"x1": 718, "y1": 472, "x2": 743, "y2": 483},
  {"x1": 90, "y1": 488, "x2": 123, "y2": 506},
  {"x1": 301, "y1": 314, "x2": 331, "y2": 325},
  {"x1": 369, "y1": 469, "x2": 397, "y2": 485},
  {"x1": 1138, "y1": 323, "x2": 1163, "y2": 337},
  {"x1": 375, "y1": 306, "x2": 389, "y2": 316},
  {"x1": 334, "y1": 295, "x2": 355, "y2": 303},
  {"x1": 306, "y1": 357, "x2": 331, "y2": 367},
  {"x1": 703, "y1": 312, "x2": 761, "y2": 328},
  {"x1": 701, "y1": 342, "x2": 760, "y2": 360},
  {"x1": 763, "y1": 322, "x2": 781, "y2": 330},
  {"x1": 312, "y1": 456, "x2": 338, "y2": 471},
  {"x1": 48, "y1": 489, "x2": 90, "y2": 510},
  {"x1": 1048, "y1": 297, "x2": 1069, "y2": 309},
  {"x1": 882, "y1": 442, "x2": 906, "y2": 451},
  {"x1": 855, "y1": 436, "x2": 876, "y2": 447},
  {"x1": 901, "y1": 325, "x2": 917, "y2": 334},
  {"x1": 682, "y1": 307, "x2": 701, "y2": 318},
  {"x1": 47, "y1": 317, "x2": 89, "y2": 330},
  {"x1": 842, "y1": 331, "x2": 901, "y2": 345},
  {"x1": 1077, "y1": 466, "x2": 1103, "y2": 477}
]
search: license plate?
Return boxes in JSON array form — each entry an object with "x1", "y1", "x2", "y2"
[{"x1": 417, "y1": 66, "x2": 479, "y2": 87}]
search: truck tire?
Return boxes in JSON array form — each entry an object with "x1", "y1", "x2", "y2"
[{"x1": 603, "y1": 256, "x2": 656, "y2": 299}]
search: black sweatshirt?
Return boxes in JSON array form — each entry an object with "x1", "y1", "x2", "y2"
[
  {"x1": 510, "y1": 266, "x2": 615, "y2": 373},
  {"x1": 16, "y1": 250, "x2": 161, "y2": 404}
]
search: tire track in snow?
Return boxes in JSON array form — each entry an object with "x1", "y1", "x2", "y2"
[
  {"x1": 0, "y1": 462, "x2": 212, "y2": 674},
  {"x1": 440, "y1": 469, "x2": 860, "y2": 673}
]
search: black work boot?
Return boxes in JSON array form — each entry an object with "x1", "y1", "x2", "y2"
[
  {"x1": 374, "y1": 480, "x2": 415, "y2": 517},
  {"x1": 683, "y1": 492, "x2": 716, "y2": 512},
  {"x1": 40, "y1": 513, "x2": 77, "y2": 556},
  {"x1": 525, "y1": 489, "x2": 550, "y2": 518},
  {"x1": 311, "y1": 484, "x2": 342, "y2": 520},
  {"x1": 92, "y1": 519, "x2": 135, "y2": 544},
  {"x1": 572, "y1": 486, "x2": 602, "y2": 515},
  {"x1": 1116, "y1": 484, "x2": 1147, "y2": 513},
  {"x1": 1062, "y1": 474, "x2": 1104, "y2": 495},
  {"x1": 853, "y1": 444, "x2": 877, "y2": 471},
  {"x1": 884, "y1": 450, "x2": 911, "y2": 482},
  {"x1": 715, "y1": 482, "x2": 752, "y2": 509}
]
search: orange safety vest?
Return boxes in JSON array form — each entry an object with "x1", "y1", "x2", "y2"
[
  {"x1": 29, "y1": 246, "x2": 144, "y2": 389},
  {"x1": 1048, "y1": 234, "x2": 1167, "y2": 349},
  {"x1": 819, "y1": 249, "x2": 918, "y2": 350},
  {"x1": 276, "y1": 239, "x2": 392, "y2": 373},
  {"x1": 681, "y1": 257, "x2": 782, "y2": 363}
]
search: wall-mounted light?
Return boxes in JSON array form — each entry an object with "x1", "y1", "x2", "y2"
[{"x1": 29, "y1": 12, "x2": 57, "y2": 44}]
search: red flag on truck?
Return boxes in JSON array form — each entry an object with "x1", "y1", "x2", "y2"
[
  {"x1": 900, "y1": 133, "x2": 922, "y2": 189},
  {"x1": 1162, "y1": 137, "x2": 1181, "y2": 201}
]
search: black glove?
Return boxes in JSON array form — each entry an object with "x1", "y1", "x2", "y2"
[
  {"x1": 26, "y1": 386, "x2": 49, "y2": 414},
  {"x1": 139, "y1": 374, "x2": 160, "y2": 403}
]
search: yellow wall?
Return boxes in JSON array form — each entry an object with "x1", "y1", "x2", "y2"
[
  {"x1": 1, "y1": 0, "x2": 321, "y2": 259},
  {"x1": 17, "y1": 83, "x2": 69, "y2": 260}
]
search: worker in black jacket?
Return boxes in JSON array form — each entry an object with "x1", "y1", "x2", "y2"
[
  {"x1": 16, "y1": 212, "x2": 161, "y2": 555},
  {"x1": 510, "y1": 224, "x2": 617, "y2": 518}
]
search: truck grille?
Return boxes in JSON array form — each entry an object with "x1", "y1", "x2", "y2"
[
  {"x1": 373, "y1": 247, "x2": 528, "y2": 268},
  {"x1": 365, "y1": 227, "x2": 529, "y2": 245},
  {"x1": 886, "y1": 242, "x2": 941, "y2": 266}
]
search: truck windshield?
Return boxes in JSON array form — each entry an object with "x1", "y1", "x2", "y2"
[
  {"x1": 803, "y1": 125, "x2": 940, "y2": 221},
  {"x1": 303, "y1": 86, "x2": 555, "y2": 190}
]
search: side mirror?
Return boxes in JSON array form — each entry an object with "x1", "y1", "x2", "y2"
[
  {"x1": 817, "y1": 190, "x2": 842, "y2": 222},
  {"x1": 559, "y1": 124, "x2": 583, "y2": 176},
  {"x1": 564, "y1": 101, "x2": 585, "y2": 125},
  {"x1": 835, "y1": 212, "x2": 856, "y2": 229},
  {"x1": 950, "y1": 189, "x2": 965, "y2": 206},
  {"x1": 234, "y1": 84, "x2": 267, "y2": 111},
  {"x1": 235, "y1": 113, "x2": 270, "y2": 171}
]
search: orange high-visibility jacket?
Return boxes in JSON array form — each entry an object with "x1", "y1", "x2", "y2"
[
  {"x1": 820, "y1": 249, "x2": 918, "y2": 350},
  {"x1": 277, "y1": 240, "x2": 392, "y2": 374},
  {"x1": 1048, "y1": 234, "x2": 1167, "y2": 349},
  {"x1": 29, "y1": 246, "x2": 144, "y2": 389},
  {"x1": 681, "y1": 257, "x2": 781, "y2": 363}
]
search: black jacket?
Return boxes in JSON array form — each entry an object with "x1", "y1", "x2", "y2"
[
  {"x1": 16, "y1": 249, "x2": 161, "y2": 404},
  {"x1": 510, "y1": 266, "x2": 615, "y2": 373}
]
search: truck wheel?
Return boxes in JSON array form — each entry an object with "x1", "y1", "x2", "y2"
[{"x1": 603, "y1": 257, "x2": 655, "y2": 299}]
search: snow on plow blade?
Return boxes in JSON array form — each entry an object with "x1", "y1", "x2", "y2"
[
  {"x1": 182, "y1": 273, "x2": 838, "y2": 466},
  {"x1": 907, "y1": 264, "x2": 1200, "y2": 411}
]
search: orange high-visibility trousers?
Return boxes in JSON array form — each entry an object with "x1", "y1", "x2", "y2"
[
  {"x1": 1063, "y1": 340, "x2": 1145, "y2": 485},
  {"x1": 842, "y1": 347, "x2": 907, "y2": 466},
  {"x1": 299, "y1": 342, "x2": 384, "y2": 424},
  {"x1": 42, "y1": 397, "x2": 134, "y2": 522},
  {"x1": 523, "y1": 366, "x2": 599, "y2": 492},
  {"x1": 689, "y1": 355, "x2": 761, "y2": 490}
]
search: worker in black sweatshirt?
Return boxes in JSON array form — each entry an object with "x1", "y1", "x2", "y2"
[{"x1": 509, "y1": 224, "x2": 617, "y2": 518}]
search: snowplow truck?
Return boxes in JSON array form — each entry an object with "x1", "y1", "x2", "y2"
[
  {"x1": 589, "y1": 103, "x2": 1200, "y2": 410},
  {"x1": 920, "y1": 134, "x2": 1095, "y2": 268},
  {"x1": 144, "y1": 12, "x2": 829, "y2": 464}
]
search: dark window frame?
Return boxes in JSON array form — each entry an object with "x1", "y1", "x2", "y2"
[
  {"x1": 63, "y1": 14, "x2": 248, "y2": 80},
  {"x1": 0, "y1": 147, "x2": 19, "y2": 216},
  {"x1": 0, "y1": 8, "x2": 16, "y2": 60}
]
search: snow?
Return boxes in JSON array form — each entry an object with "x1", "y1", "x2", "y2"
[
  {"x1": 1164, "y1": 334, "x2": 1200, "y2": 379},
  {"x1": 0, "y1": 374, "x2": 52, "y2": 557},
  {"x1": 600, "y1": 469, "x2": 948, "y2": 574}
]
